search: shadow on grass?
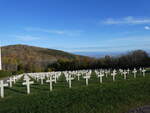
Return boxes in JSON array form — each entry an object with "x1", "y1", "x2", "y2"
[
  {"x1": 31, "y1": 85, "x2": 49, "y2": 91},
  {"x1": 7, "y1": 87, "x2": 26, "y2": 94}
]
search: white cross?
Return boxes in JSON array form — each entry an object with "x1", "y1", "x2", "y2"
[
  {"x1": 77, "y1": 73, "x2": 81, "y2": 81},
  {"x1": 113, "y1": 69, "x2": 117, "y2": 73},
  {"x1": 7, "y1": 77, "x2": 13, "y2": 87},
  {"x1": 105, "y1": 71, "x2": 108, "y2": 77},
  {"x1": 142, "y1": 69, "x2": 146, "y2": 77},
  {"x1": 111, "y1": 72, "x2": 117, "y2": 81},
  {"x1": 127, "y1": 69, "x2": 130, "y2": 74},
  {"x1": 13, "y1": 76, "x2": 17, "y2": 84},
  {"x1": 123, "y1": 71, "x2": 127, "y2": 80},
  {"x1": 65, "y1": 74, "x2": 69, "y2": 82},
  {"x1": 46, "y1": 76, "x2": 55, "y2": 91},
  {"x1": 40, "y1": 76, "x2": 45, "y2": 85},
  {"x1": 139, "y1": 67, "x2": 142, "y2": 73},
  {"x1": 36, "y1": 76, "x2": 40, "y2": 82},
  {"x1": 0, "y1": 80, "x2": 8, "y2": 98},
  {"x1": 98, "y1": 73, "x2": 104, "y2": 83},
  {"x1": 68, "y1": 75, "x2": 74, "y2": 88},
  {"x1": 132, "y1": 69, "x2": 137, "y2": 78},
  {"x1": 24, "y1": 75, "x2": 29, "y2": 81},
  {"x1": 54, "y1": 74, "x2": 57, "y2": 83},
  {"x1": 22, "y1": 78, "x2": 34, "y2": 94},
  {"x1": 119, "y1": 69, "x2": 123, "y2": 75},
  {"x1": 83, "y1": 75, "x2": 90, "y2": 86}
]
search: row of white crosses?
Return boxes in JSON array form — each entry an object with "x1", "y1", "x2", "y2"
[
  {"x1": 7, "y1": 75, "x2": 22, "y2": 88},
  {"x1": 132, "y1": 68, "x2": 146, "y2": 78},
  {"x1": 22, "y1": 68, "x2": 147, "y2": 91},
  {"x1": 27, "y1": 72, "x2": 62, "y2": 92},
  {"x1": 95, "y1": 68, "x2": 146, "y2": 82},
  {"x1": 21, "y1": 68, "x2": 146, "y2": 95},
  {"x1": 0, "y1": 74, "x2": 23, "y2": 98},
  {"x1": 0, "y1": 68, "x2": 147, "y2": 98}
]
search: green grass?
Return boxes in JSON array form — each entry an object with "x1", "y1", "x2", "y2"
[
  {"x1": 0, "y1": 70, "x2": 12, "y2": 79},
  {"x1": 0, "y1": 72, "x2": 150, "y2": 113}
]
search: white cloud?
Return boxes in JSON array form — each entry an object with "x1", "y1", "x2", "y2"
[
  {"x1": 13, "y1": 35, "x2": 41, "y2": 42},
  {"x1": 25, "y1": 27, "x2": 83, "y2": 36},
  {"x1": 102, "y1": 16, "x2": 150, "y2": 25},
  {"x1": 144, "y1": 26, "x2": 150, "y2": 30}
]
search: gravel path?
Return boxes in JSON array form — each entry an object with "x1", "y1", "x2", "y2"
[{"x1": 127, "y1": 105, "x2": 150, "y2": 113}]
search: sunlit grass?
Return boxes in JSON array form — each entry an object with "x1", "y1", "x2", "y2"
[{"x1": 0, "y1": 72, "x2": 150, "y2": 113}]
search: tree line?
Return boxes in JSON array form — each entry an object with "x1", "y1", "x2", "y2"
[
  {"x1": 48, "y1": 50, "x2": 150, "y2": 71},
  {"x1": 2, "y1": 46, "x2": 150, "y2": 74}
]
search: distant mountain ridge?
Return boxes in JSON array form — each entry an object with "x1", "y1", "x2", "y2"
[
  {"x1": 74, "y1": 51, "x2": 125, "y2": 58},
  {"x1": 74, "y1": 50, "x2": 150, "y2": 58}
]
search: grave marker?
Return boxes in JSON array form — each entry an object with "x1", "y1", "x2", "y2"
[
  {"x1": 132, "y1": 68, "x2": 137, "y2": 78},
  {"x1": 123, "y1": 71, "x2": 127, "y2": 80},
  {"x1": 13, "y1": 76, "x2": 17, "y2": 84},
  {"x1": 0, "y1": 80, "x2": 8, "y2": 98},
  {"x1": 83, "y1": 75, "x2": 90, "y2": 86},
  {"x1": 77, "y1": 73, "x2": 81, "y2": 81},
  {"x1": 68, "y1": 75, "x2": 74, "y2": 88},
  {"x1": 111, "y1": 72, "x2": 117, "y2": 81},
  {"x1": 127, "y1": 69, "x2": 130, "y2": 74},
  {"x1": 46, "y1": 76, "x2": 55, "y2": 91},
  {"x1": 98, "y1": 73, "x2": 104, "y2": 83},
  {"x1": 40, "y1": 76, "x2": 44, "y2": 85},
  {"x1": 22, "y1": 78, "x2": 34, "y2": 94},
  {"x1": 7, "y1": 77, "x2": 13, "y2": 87},
  {"x1": 142, "y1": 69, "x2": 146, "y2": 77}
]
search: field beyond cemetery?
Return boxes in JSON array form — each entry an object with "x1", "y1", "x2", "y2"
[{"x1": 0, "y1": 71, "x2": 150, "y2": 113}]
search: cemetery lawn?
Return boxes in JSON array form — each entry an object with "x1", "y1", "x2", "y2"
[
  {"x1": 0, "y1": 70, "x2": 12, "y2": 79},
  {"x1": 0, "y1": 72, "x2": 150, "y2": 113}
]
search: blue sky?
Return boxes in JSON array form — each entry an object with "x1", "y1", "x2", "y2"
[{"x1": 0, "y1": 0, "x2": 150, "y2": 53}]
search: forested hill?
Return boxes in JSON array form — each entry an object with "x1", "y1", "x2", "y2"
[
  {"x1": 1, "y1": 44, "x2": 150, "y2": 73},
  {"x1": 1, "y1": 44, "x2": 93, "y2": 72}
]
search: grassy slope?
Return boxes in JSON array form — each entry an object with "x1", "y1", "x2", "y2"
[{"x1": 0, "y1": 72, "x2": 150, "y2": 113}]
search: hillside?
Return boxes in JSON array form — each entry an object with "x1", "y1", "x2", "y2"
[
  {"x1": 1, "y1": 45, "x2": 149, "y2": 73},
  {"x1": 1, "y1": 44, "x2": 91, "y2": 72}
]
